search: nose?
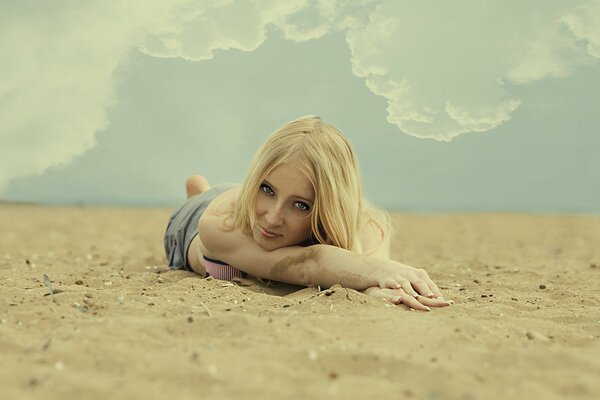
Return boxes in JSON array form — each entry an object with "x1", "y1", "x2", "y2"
[{"x1": 265, "y1": 204, "x2": 284, "y2": 227}]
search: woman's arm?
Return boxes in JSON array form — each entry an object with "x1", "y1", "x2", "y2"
[
  {"x1": 198, "y1": 212, "x2": 439, "y2": 293},
  {"x1": 356, "y1": 211, "x2": 452, "y2": 309}
]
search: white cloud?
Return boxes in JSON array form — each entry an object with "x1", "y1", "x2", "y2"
[
  {"x1": 2, "y1": 2, "x2": 119, "y2": 192},
  {"x1": 138, "y1": 1, "x2": 304, "y2": 60},
  {"x1": 1, "y1": 0, "x2": 598, "y2": 195},
  {"x1": 138, "y1": 0, "x2": 378, "y2": 59},
  {"x1": 562, "y1": 0, "x2": 600, "y2": 58},
  {"x1": 0, "y1": 0, "x2": 373, "y2": 193},
  {"x1": 345, "y1": 0, "x2": 598, "y2": 141}
]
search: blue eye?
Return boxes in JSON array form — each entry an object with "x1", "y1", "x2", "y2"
[
  {"x1": 260, "y1": 184, "x2": 274, "y2": 195},
  {"x1": 295, "y1": 202, "x2": 310, "y2": 212}
]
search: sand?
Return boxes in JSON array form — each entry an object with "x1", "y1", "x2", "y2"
[{"x1": 1, "y1": 204, "x2": 599, "y2": 400}]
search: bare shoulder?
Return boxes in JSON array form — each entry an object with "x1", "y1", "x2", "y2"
[
  {"x1": 197, "y1": 188, "x2": 242, "y2": 258},
  {"x1": 202, "y1": 187, "x2": 240, "y2": 217}
]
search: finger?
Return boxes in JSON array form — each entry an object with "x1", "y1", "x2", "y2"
[
  {"x1": 399, "y1": 279, "x2": 419, "y2": 298},
  {"x1": 419, "y1": 271, "x2": 444, "y2": 298},
  {"x1": 410, "y1": 278, "x2": 435, "y2": 298},
  {"x1": 380, "y1": 279, "x2": 402, "y2": 290},
  {"x1": 416, "y1": 295, "x2": 453, "y2": 308},
  {"x1": 365, "y1": 288, "x2": 405, "y2": 305},
  {"x1": 370, "y1": 290, "x2": 402, "y2": 304},
  {"x1": 396, "y1": 292, "x2": 430, "y2": 312}
]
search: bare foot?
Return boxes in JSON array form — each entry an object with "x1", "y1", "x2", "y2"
[{"x1": 186, "y1": 175, "x2": 211, "y2": 198}]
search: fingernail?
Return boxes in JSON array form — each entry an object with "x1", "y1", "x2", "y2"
[
  {"x1": 393, "y1": 296, "x2": 402, "y2": 303},
  {"x1": 424, "y1": 306, "x2": 431, "y2": 312},
  {"x1": 412, "y1": 292, "x2": 419, "y2": 298}
]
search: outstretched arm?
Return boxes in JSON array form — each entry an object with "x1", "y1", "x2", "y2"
[
  {"x1": 357, "y1": 213, "x2": 452, "y2": 310},
  {"x1": 199, "y1": 212, "x2": 441, "y2": 294}
]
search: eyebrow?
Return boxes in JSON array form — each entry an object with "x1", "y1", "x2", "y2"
[{"x1": 263, "y1": 180, "x2": 313, "y2": 204}]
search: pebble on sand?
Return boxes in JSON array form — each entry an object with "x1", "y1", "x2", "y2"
[{"x1": 526, "y1": 331, "x2": 550, "y2": 341}]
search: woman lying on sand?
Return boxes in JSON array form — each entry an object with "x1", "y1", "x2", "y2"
[{"x1": 164, "y1": 115, "x2": 452, "y2": 311}]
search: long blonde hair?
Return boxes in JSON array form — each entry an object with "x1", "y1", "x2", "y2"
[{"x1": 233, "y1": 115, "x2": 390, "y2": 253}]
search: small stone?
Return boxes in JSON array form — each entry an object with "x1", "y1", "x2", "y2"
[
  {"x1": 157, "y1": 277, "x2": 164, "y2": 283},
  {"x1": 526, "y1": 331, "x2": 550, "y2": 341},
  {"x1": 104, "y1": 281, "x2": 112, "y2": 286},
  {"x1": 187, "y1": 316, "x2": 193, "y2": 323},
  {"x1": 75, "y1": 280, "x2": 83, "y2": 285},
  {"x1": 84, "y1": 293, "x2": 93, "y2": 298},
  {"x1": 207, "y1": 364, "x2": 218, "y2": 377},
  {"x1": 539, "y1": 284, "x2": 546, "y2": 289}
]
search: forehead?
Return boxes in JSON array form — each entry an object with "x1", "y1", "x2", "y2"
[{"x1": 264, "y1": 161, "x2": 315, "y2": 201}]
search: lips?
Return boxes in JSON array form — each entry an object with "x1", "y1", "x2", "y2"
[{"x1": 258, "y1": 224, "x2": 281, "y2": 238}]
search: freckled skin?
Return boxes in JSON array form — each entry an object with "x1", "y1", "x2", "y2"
[
  {"x1": 269, "y1": 247, "x2": 377, "y2": 289},
  {"x1": 271, "y1": 247, "x2": 320, "y2": 278}
]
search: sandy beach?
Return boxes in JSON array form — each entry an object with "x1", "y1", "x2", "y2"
[{"x1": 1, "y1": 204, "x2": 599, "y2": 400}]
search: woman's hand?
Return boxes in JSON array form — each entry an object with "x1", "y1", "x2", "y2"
[
  {"x1": 363, "y1": 286, "x2": 453, "y2": 311},
  {"x1": 374, "y1": 260, "x2": 445, "y2": 299}
]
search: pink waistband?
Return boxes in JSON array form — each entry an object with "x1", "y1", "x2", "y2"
[{"x1": 201, "y1": 258, "x2": 243, "y2": 281}]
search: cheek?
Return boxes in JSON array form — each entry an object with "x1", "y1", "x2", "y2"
[
  {"x1": 254, "y1": 196, "x2": 266, "y2": 215},
  {"x1": 296, "y1": 217, "x2": 312, "y2": 237}
]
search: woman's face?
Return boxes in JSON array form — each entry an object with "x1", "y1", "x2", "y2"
[{"x1": 253, "y1": 161, "x2": 315, "y2": 251}]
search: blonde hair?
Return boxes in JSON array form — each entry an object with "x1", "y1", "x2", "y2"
[{"x1": 233, "y1": 115, "x2": 390, "y2": 253}]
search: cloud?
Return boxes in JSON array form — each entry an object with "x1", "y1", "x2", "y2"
[
  {"x1": 138, "y1": 0, "x2": 378, "y2": 59},
  {"x1": 562, "y1": 0, "x2": 600, "y2": 58},
  {"x1": 1, "y1": 0, "x2": 599, "y2": 196},
  {"x1": 345, "y1": 0, "x2": 599, "y2": 141},
  {"x1": 138, "y1": 1, "x2": 303, "y2": 60},
  {"x1": 0, "y1": 0, "x2": 184, "y2": 193},
  {"x1": 0, "y1": 0, "x2": 374, "y2": 193}
]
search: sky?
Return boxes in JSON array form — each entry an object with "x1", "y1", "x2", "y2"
[{"x1": 1, "y1": 0, "x2": 599, "y2": 213}]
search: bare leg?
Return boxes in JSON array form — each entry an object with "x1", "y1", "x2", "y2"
[{"x1": 186, "y1": 175, "x2": 211, "y2": 198}]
